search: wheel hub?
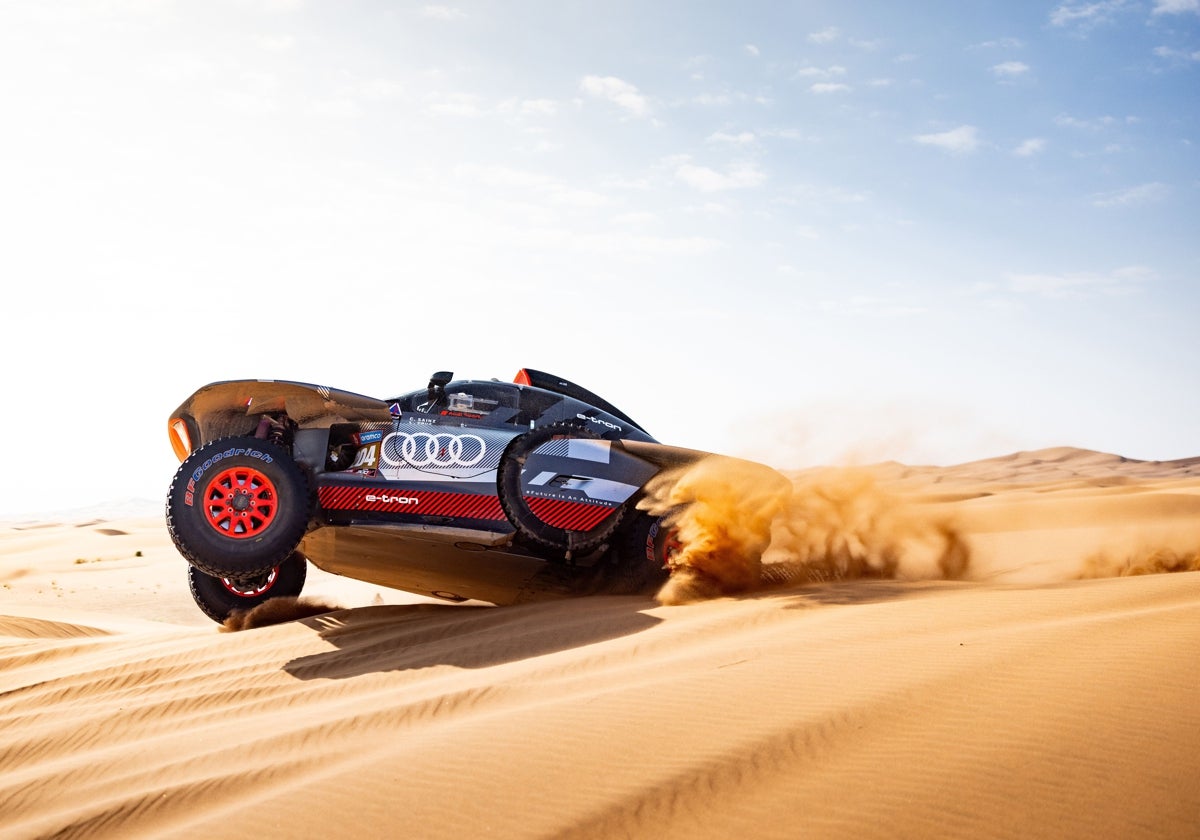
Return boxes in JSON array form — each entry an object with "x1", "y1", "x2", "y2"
[{"x1": 202, "y1": 466, "x2": 279, "y2": 539}]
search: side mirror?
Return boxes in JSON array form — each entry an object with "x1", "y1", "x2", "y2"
[{"x1": 423, "y1": 371, "x2": 454, "y2": 413}]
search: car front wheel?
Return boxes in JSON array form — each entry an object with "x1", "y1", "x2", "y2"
[{"x1": 167, "y1": 436, "x2": 311, "y2": 582}]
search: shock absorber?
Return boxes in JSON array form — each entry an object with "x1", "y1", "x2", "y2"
[{"x1": 254, "y1": 414, "x2": 293, "y2": 448}]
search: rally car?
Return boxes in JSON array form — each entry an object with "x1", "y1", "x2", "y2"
[{"x1": 166, "y1": 368, "x2": 774, "y2": 623}]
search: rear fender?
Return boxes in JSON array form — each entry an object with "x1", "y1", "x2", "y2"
[
  {"x1": 519, "y1": 437, "x2": 661, "y2": 510},
  {"x1": 615, "y1": 440, "x2": 793, "y2": 507}
]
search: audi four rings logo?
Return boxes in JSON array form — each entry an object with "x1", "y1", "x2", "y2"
[{"x1": 382, "y1": 432, "x2": 488, "y2": 468}]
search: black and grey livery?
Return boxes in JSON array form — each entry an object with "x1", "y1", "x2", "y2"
[{"x1": 166, "y1": 368, "x2": 764, "y2": 623}]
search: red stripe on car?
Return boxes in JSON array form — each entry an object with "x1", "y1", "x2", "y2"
[
  {"x1": 525, "y1": 496, "x2": 615, "y2": 531},
  {"x1": 317, "y1": 486, "x2": 507, "y2": 520}
]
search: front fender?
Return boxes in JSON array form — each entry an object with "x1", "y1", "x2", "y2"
[{"x1": 168, "y1": 380, "x2": 394, "y2": 460}]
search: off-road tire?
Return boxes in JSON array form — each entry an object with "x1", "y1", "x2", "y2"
[
  {"x1": 604, "y1": 510, "x2": 675, "y2": 594},
  {"x1": 167, "y1": 436, "x2": 311, "y2": 581},
  {"x1": 188, "y1": 551, "x2": 308, "y2": 623}
]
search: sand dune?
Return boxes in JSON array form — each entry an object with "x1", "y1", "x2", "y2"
[{"x1": 2, "y1": 448, "x2": 1199, "y2": 839}]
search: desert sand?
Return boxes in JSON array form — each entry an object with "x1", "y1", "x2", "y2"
[{"x1": 2, "y1": 447, "x2": 1199, "y2": 839}]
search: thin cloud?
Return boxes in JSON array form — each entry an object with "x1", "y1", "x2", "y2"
[
  {"x1": 611, "y1": 211, "x2": 660, "y2": 226},
  {"x1": 688, "y1": 89, "x2": 769, "y2": 107},
  {"x1": 745, "y1": 44, "x2": 760, "y2": 57},
  {"x1": 505, "y1": 98, "x2": 557, "y2": 116},
  {"x1": 675, "y1": 161, "x2": 766, "y2": 192},
  {"x1": 1007, "y1": 266, "x2": 1151, "y2": 298},
  {"x1": 810, "y1": 83, "x2": 852, "y2": 94},
  {"x1": 762, "y1": 128, "x2": 818, "y2": 142},
  {"x1": 707, "y1": 131, "x2": 757, "y2": 145},
  {"x1": 1013, "y1": 137, "x2": 1047, "y2": 156},
  {"x1": 1055, "y1": 113, "x2": 1136, "y2": 130},
  {"x1": 914, "y1": 125, "x2": 981, "y2": 154},
  {"x1": 1049, "y1": 0, "x2": 1132, "y2": 27},
  {"x1": 426, "y1": 92, "x2": 485, "y2": 116},
  {"x1": 1152, "y1": 0, "x2": 1199, "y2": 13},
  {"x1": 794, "y1": 64, "x2": 847, "y2": 79},
  {"x1": 972, "y1": 37, "x2": 1025, "y2": 49},
  {"x1": 808, "y1": 26, "x2": 840, "y2": 44},
  {"x1": 1089, "y1": 182, "x2": 1169, "y2": 207},
  {"x1": 819, "y1": 295, "x2": 928, "y2": 318},
  {"x1": 1153, "y1": 45, "x2": 1200, "y2": 62},
  {"x1": 425, "y1": 93, "x2": 557, "y2": 119},
  {"x1": 991, "y1": 60, "x2": 1031, "y2": 78},
  {"x1": 420, "y1": 5, "x2": 467, "y2": 20},
  {"x1": 579, "y1": 75, "x2": 650, "y2": 117},
  {"x1": 452, "y1": 164, "x2": 611, "y2": 208}
]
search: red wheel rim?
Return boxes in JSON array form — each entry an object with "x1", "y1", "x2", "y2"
[
  {"x1": 647, "y1": 522, "x2": 684, "y2": 566},
  {"x1": 221, "y1": 567, "x2": 278, "y2": 597},
  {"x1": 202, "y1": 466, "x2": 279, "y2": 539},
  {"x1": 664, "y1": 530, "x2": 683, "y2": 562}
]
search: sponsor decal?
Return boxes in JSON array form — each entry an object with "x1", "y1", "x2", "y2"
[
  {"x1": 577, "y1": 413, "x2": 622, "y2": 432},
  {"x1": 382, "y1": 432, "x2": 487, "y2": 469},
  {"x1": 184, "y1": 446, "x2": 274, "y2": 507},
  {"x1": 364, "y1": 494, "x2": 418, "y2": 504},
  {"x1": 351, "y1": 443, "x2": 380, "y2": 470},
  {"x1": 355, "y1": 430, "x2": 385, "y2": 445}
]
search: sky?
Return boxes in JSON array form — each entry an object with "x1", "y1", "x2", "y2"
[{"x1": 1, "y1": 0, "x2": 1198, "y2": 516}]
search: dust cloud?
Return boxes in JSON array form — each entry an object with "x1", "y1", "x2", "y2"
[
  {"x1": 1078, "y1": 546, "x2": 1200, "y2": 579},
  {"x1": 639, "y1": 456, "x2": 969, "y2": 605},
  {"x1": 222, "y1": 596, "x2": 344, "y2": 632}
]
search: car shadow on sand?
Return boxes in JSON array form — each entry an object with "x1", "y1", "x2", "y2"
[
  {"x1": 280, "y1": 596, "x2": 662, "y2": 680},
  {"x1": 769, "y1": 578, "x2": 969, "y2": 607}
]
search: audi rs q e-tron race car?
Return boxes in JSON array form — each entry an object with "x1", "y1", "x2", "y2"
[{"x1": 165, "y1": 368, "x2": 781, "y2": 623}]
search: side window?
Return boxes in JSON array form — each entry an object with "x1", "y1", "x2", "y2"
[
  {"x1": 442, "y1": 389, "x2": 499, "y2": 417},
  {"x1": 438, "y1": 383, "x2": 521, "y2": 424},
  {"x1": 514, "y1": 389, "x2": 563, "y2": 426}
]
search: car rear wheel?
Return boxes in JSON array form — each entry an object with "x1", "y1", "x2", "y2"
[
  {"x1": 188, "y1": 551, "x2": 307, "y2": 623},
  {"x1": 600, "y1": 510, "x2": 678, "y2": 594},
  {"x1": 167, "y1": 436, "x2": 311, "y2": 582}
]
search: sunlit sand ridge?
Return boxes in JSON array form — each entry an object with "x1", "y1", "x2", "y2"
[{"x1": 1, "y1": 447, "x2": 1198, "y2": 839}]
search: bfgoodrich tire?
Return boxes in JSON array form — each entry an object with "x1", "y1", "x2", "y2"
[
  {"x1": 188, "y1": 552, "x2": 307, "y2": 623},
  {"x1": 601, "y1": 511, "x2": 676, "y2": 594},
  {"x1": 167, "y1": 436, "x2": 311, "y2": 582}
]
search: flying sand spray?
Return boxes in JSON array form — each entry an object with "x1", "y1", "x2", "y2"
[{"x1": 640, "y1": 456, "x2": 970, "y2": 605}]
